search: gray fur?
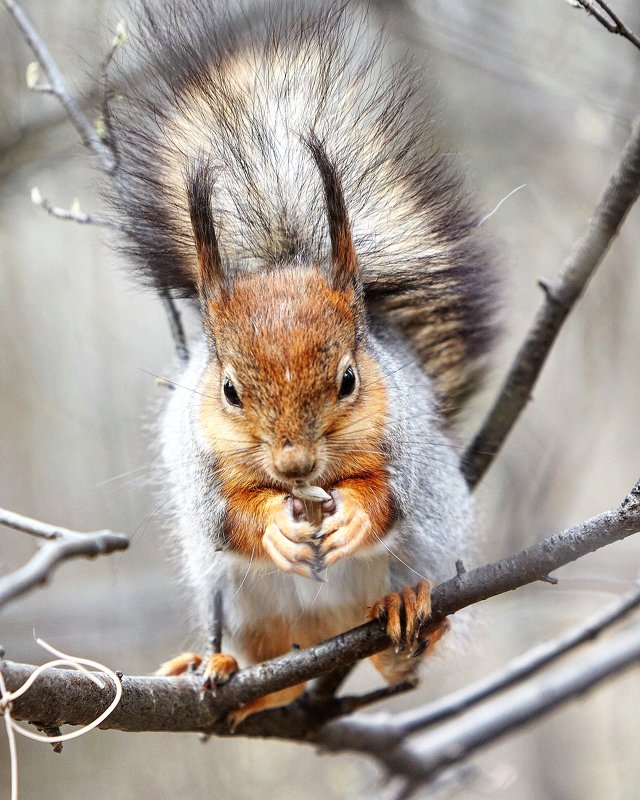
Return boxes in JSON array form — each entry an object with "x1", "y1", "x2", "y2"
[{"x1": 161, "y1": 326, "x2": 473, "y2": 655}]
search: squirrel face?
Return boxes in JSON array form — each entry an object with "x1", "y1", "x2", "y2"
[{"x1": 200, "y1": 265, "x2": 386, "y2": 489}]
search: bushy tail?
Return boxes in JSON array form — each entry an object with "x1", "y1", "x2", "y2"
[{"x1": 106, "y1": 0, "x2": 499, "y2": 414}]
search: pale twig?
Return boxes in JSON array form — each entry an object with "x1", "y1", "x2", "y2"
[
  {"x1": 5, "y1": 0, "x2": 190, "y2": 363},
  {"x1": 30, "y1": 187, "x2": 123, "y2": 230},
  {"x1": 2, "y1": 0, "x2": 116, "y2": 174},
  {"x1": 463, "y1": 117, "x2": 640, "y2": 487},
  {"x1": 2, "y1": 479, "x2": 640, "y2": 736},
  {"x1": 0, "y1": 508, "x2": 129, "y2": 609},
  {"x1": 571, "y1": 0, "x2": 640, "y2": 52},
  {"x1": 98, "y1": 21, "x2": 126, "y2": 171}
]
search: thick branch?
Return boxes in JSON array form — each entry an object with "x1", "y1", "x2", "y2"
[
  {"x1": 463, "y1": 117, "x2": 640, "y2": 487},
  {"x1": 0, "y1": 508, "x2": 129, "y2": 609},
  {"x1": 2, "y1": 0, "x2": 116, "y2": 174},
  {"x1": 3, "y1": 479, "x2": 639, "y2": 734}
]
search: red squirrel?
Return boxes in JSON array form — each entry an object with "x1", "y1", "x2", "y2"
[{"x1": 106, "y1": 0, "x2": 498, "y2": 724}]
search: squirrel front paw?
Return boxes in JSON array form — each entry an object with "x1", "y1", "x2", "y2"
[
  {"x1": 262, "y1": 494, "x2": 318, "y2": 578},
  {"x1": 317, "y1": 488, "x2": 373, "y2": 568}
]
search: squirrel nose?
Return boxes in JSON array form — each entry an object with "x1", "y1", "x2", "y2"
[{"x1": 273, "y1": 442, "x2": 316, "y2": 480}]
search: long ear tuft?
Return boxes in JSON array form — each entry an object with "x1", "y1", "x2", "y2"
[
  {"x1": 307, "y1": 133, "x2": 359, "y2": 294},
  {"x1": 186, "y1": 160, "x2": 225, "y2": 301}
]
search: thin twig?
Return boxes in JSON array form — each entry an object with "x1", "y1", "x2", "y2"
[
  {"x1": 0, "y1": 508, "x2": 129, "y2": 609},
  {"x1": 160, "y1": 290, "x2": 190, "y2": 363},
  {"x1": 98, "y1": 22, "x2": 126, "y2": 171},
  {"x1": 5, "y1": 1, "x2": 190, "y2": 362},
  {"x1": 572, "y1": 0, "x2": 640, "y2": 52},
  {"x1": 463, "y1": 116, "x2": 640, "y2": 487},
  {"x1": 30, "y1": 188, "x2": 123, "y2": 230},
  {"x1": 2, "y1": 0, "x2": 116, "y2": 174}
]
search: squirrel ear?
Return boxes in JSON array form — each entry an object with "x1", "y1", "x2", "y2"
[
  {"x1": 187, "y1": 161, "x2": 225, "y2": 301},
  {"x1": 307, "y1": 133, "x2": 360, "y2": 295}
]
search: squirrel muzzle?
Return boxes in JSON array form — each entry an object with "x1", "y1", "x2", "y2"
[{"x1": 272, "y1": 441, "x2": 316, "y2": 481}]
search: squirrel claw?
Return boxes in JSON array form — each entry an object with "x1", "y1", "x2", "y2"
[
  {"x1": 369, "y1": 580, "x2": 434, "y2": 651},
  {"x1": 200, "y1": 653, "x2": 239, "y2": 699}
]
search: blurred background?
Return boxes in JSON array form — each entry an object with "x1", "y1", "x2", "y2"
[{"x1": 1, "y1": 0, "x2": 640, "y2": 797}]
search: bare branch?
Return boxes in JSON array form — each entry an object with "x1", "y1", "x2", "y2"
[
  {"x1": 319, "y1": 620, "x2": 640, "y2": 790},
  {"x1": 3, "y1": 480, "x2": 640, "y2": 735},
  {"x1": 30, "y1": 188, "x2": 123, "y2": 230},
  {"x1": 2, "y1": 0, "x2": 116, "y2": 174},
  {"x1": 393, "y1": 581, "x2": 640, "y2": 733},
  {"x1": 571, "y1": 0, "x2": 640, "y2": 52},
  {"x1": 160, "y1": 290, "x2": 190, "y2": 364},
  {"x1": 0, "y1": 508, "x2": 129, "y2": 609},
  {"x1": 4, "y1": 1, "x2": 190, "y2": 364},
  {"x1": 463, "y1": 116, "x2": 640, "y2": 487}
]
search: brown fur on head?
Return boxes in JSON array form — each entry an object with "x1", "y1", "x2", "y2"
[
  {"x1": 189, "y1": 143, "x2": 389, "y2": 494},
  {"x1": 201, "y1": 265, "x2": 388, "y2": 489}
]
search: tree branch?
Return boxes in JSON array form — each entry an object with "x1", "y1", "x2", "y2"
[
  {"x1": 30, "y1": 188, "x2": 123, "y2": 230},
  {"x1": 0, "y1": 508, "x2": 129, "y2": 609},
  {"x1": 2, "y1": 479, "x2": 639, "y2": 735},
  {"x1": 571, "y1": 0, "x2": 640, "y2": 52},
  {"x1": 3, "y1": 0, "x2": 189, "y2": 364},
  {"x1": 392, "y1": 580, "x2": 640, "y2": 733},
  {"x1": 463, "y1": 116, "x2": 640, "y2": 487},
  {"x1": 319, "y1": 619, "x2": 640, "y2": 791},
  {"x1": 2, "y1": 0, "x2": 116, "y2": 174}
]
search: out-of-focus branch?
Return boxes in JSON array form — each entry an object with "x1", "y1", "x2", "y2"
[
  {"x1": 463, "y1": 116, "x2": 640, "y2": 487},
  {"x1": 3, "y1": 0, "x2": 189, "y2": 364},
  {"x1": 2, "y1": 0, "x2": 116, "y2": 174},
  {"x1": 0, "y1": 508, "x2": 129, "y2": 609},
  {"x1": 319, "y1": 619, "x2": 640, "y2": 792},
  {"x1": 392, "y1": 581, "x2": 640, "y2": 733},
  {"x1": 571, "y1": 0, "x2": 640, "y2": 52},
  {"x1": 30, "y1": 188, "x2": 123, "y2": 230}
]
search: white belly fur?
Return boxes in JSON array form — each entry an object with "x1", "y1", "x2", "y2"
[{"x1": 220, "y1": 545, "x2": 391, "y2": 650}]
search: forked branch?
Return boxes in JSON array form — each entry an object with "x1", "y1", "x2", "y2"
[{"x1": 0, "y1": 508, "x2": 129, "y2": 609}]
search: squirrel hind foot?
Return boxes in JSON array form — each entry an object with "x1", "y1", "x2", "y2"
[
  {"x1": 155, "y1": 651, "x2": 203, "y2": 677},
  {"x1": 227, "y1": 684, "x2": 305, "y2": 732},
  {"x1": 368, "y1": 580, "x2": 450, "y2": 683}
]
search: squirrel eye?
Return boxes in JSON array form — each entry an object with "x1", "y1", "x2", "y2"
[
  {"x1": 223, "y1": 377, "x2": 242, "y2": 408},
  {"x1": 338, "y1": 365, "x2": 356, "y2": 399}
]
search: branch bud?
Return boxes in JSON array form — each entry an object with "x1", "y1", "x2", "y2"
[{"x1": 26, "y1": 61, "x2": 40, "y2": 89}]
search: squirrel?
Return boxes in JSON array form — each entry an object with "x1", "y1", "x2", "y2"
[{"x1": 106, "y1": 0, "x2": 498, "y2": 724}]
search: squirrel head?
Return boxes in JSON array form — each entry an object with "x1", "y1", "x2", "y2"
[{"x1": 188, "y1": 139, "x2": 387, "y2": 489}]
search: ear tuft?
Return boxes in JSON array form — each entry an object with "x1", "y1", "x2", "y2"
[
  {"x1": 186, "y1": 160, "x2": 224, "y2": 300},
  {"x1": 306, "y1": 133, "x2": 360, "y2": 294}
]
